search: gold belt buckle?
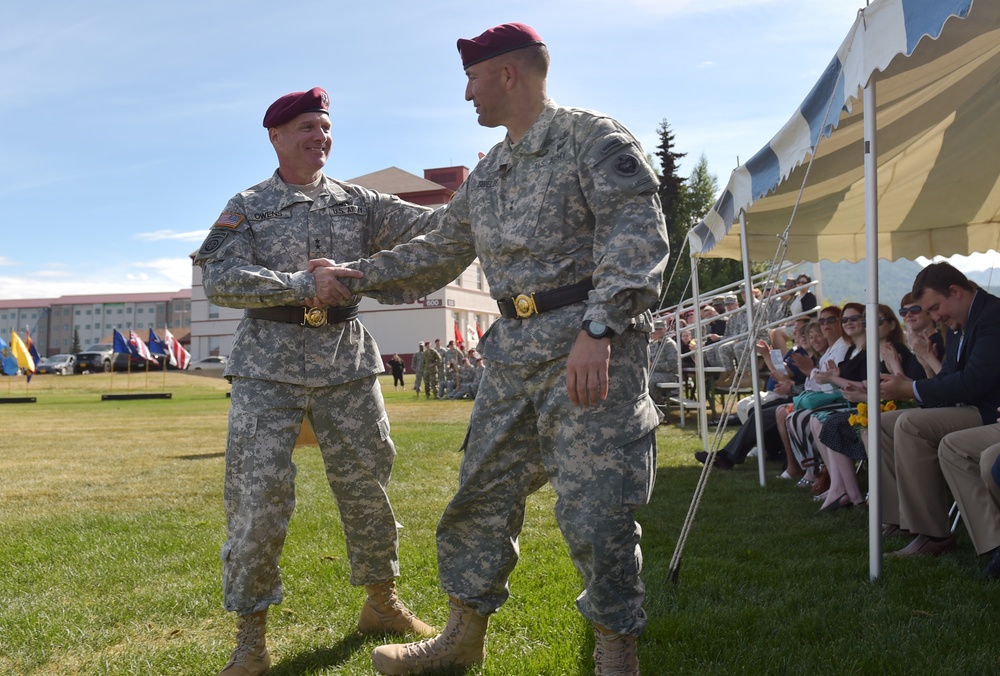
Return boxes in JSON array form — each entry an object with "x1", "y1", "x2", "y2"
[
  {"x1": 302, "y1": 307, "x2": 328, "y2": 327},
  {"x1": 513, "y1": 293, "x2": 538, "y2": 319}
]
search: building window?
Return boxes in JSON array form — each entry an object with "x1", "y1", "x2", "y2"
[
  {"x1": 208, "y1": 303, "x2": 220, "y2": 320},
  {"x1": 476, "y1": 266, "x2": 484, "y2": 291}
]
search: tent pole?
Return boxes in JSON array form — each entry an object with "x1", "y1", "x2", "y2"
[
  {"x1": 864, "y1": 79, "x2": 883, "y2": 581},
  {"x1": 689, "y1": 253, "x2": 710, "y2": 445},
  {"x1": 739, "y1": 212, "x2": 766, "y2": 487}
]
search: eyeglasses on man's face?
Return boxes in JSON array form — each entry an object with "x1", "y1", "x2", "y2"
[{"x1": 898, "y1": 305, "x2": 922, "y2": 316}]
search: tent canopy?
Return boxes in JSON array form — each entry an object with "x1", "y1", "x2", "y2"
[{"x1": 689, "y1": 0, "x2": 1000, "y2": 263}]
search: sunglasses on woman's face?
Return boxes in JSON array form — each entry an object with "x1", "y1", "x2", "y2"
[
  {"x1": 898, "y1": 305, "x2": 922, "y2": 316},
  {"x1": 841, "y1": 315, "x2": 863, "y2": 324},
  {"x1": 818, "y1": 316, "x2": 839, "y2": 325}
]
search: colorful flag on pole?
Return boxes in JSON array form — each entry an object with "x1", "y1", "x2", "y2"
[
  {"x1": 128, "y1": 330, "x2": 157, "y2": 363},
  {"x1": 26, "y1": 329, "x2": 41, "y2": 368},
  {"x1": 148, "y1": 328, "x2": 175, "y2": 367},
  {"x1": 112, "y1": 329, "x2": 131, "y2": 355},
  {"x1": 10, "y1": 331, "x2": 35, "y2": 373},
  {"x1": 453, "y1": 320, "x2": 464, "y2": 349},
  {"x1": 0, "y1": 336, "x2": 19, "y2": 375},
  {"x1": 164, "y1": 328, "x2": 190, "y2": 370}
]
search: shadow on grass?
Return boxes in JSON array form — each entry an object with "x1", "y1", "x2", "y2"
[
  {"x1": 174, "y1": 452, "x2": 226, "y2": 460},
  {"x1": 268, "y1": 632, "x2": 369, "y2": 675}
]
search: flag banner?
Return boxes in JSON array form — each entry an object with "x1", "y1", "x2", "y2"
[
  {"x1": 26, "y1": 330, "x2": 41, "y2": 369},
  {"x1": 164, "y1": 328, "x2": 190, "y2": 370},
  {"x1": 454, "y1": 321, "x2": 464, "y2": 349},
  {"x1": 0, "y1": 336, "x2": 19, "y2": 375},
  {"x1": 129, "y1": 330, "x2": 158, "y2": 363},
  {"x1": 10, "y1": 331, "x2": 35, "y2": 373},
  {"x1": 148, "y1": 328, "x2": 173, "y2": 366},
  {"x1": 112, "y1": 329, "x2": 130, "y2": 355}
]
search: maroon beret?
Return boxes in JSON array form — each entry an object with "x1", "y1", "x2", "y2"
[
  {"x1": 457, "y1": 23, "x2": 544, "y2": 69},
  {"x1": 262, "y1": 87, "x2": 330, "y2": 128}
]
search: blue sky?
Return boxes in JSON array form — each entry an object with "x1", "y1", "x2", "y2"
[{"x1": 2, "y1": 0, "x2": 995, "y2": 300}]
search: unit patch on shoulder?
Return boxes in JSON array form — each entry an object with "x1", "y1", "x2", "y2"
[
  {"x1": 214, "y1": 212, "x2": 245, "y2": 228},
  {"x1": 195, "y1": 229, "x2": 233, "y2": 262},
  {"x1": 613, "y1": 154, "x2": 640, "y2": 177}
]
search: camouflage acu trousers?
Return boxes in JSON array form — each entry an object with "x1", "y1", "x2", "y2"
[
  {"x1": 222, "y1": 375, "x2": 400, "y2": 615},
  {"x1": 437, "y1": 330, "x2": 659, "y2": 635}
]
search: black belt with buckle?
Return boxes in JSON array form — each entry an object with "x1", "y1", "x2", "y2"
[
  {"x1": 497, "y1": 279, "x2": 594, "y2": 319},
  {"x1": 245, "y1": 303, "x2": 360, "y2": 327}
]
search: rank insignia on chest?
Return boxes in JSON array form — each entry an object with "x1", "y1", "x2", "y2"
[{"x1": 214, "y1": 212, "x2": 245, "y2": 228}]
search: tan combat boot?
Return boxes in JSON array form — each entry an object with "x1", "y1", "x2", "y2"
[
  {"x1": 370, "y1": 597, "x2": 488, "y2": 675},
  {"x1": 219, "y1": 609, "x2": 270, "y2": 676},
  {"x1": 593, "y1": 624, "x2": 639, "y2": 676},
  {"x1": 358, "y1": 579, "x2": 436, "y2": 638}
]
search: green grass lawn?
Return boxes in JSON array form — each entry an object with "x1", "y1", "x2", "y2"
[{"x1": 1, "y1": 373, "x2": 998, "y2": 674}]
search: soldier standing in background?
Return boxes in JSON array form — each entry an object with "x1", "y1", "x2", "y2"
[
  {"x1": 411, "y1": 342, "x2": 425, "y2": 396},
  {"x1": 421, "y1": 341, "x2": 441, "y2": 399},
  {"x1": 195, "y1": 87, "x2": 434, "y2": 676},
  {"x1": 311, "y1": 22, "x2": 668, "y2": 675}
]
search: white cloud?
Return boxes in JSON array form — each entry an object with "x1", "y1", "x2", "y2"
[
  {"x1": 0, "y1": 257, "x2": 194, "y2": 301},
  {"x1": 135, "y1": 230, "x2": 209, "y2": 243}
]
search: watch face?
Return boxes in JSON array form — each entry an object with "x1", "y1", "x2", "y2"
[{"x1": 586, "y1": 321, "x2": 609, "y2": 338}]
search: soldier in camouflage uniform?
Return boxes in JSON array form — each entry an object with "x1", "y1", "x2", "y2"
[
  {"x1": 411, "y1": 342, "x2": 425, "y2": 395},
  {"x1": 312, "y1": 24, "x2": 668, "y2": 676},
  {"x1": 421, "y1": 342, "x2": 441, "y2": 399},
  {"x1": 194, "y1": 87, "x2": 435, "y2": 676}
]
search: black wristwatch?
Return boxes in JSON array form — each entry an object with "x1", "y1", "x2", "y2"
[{"x1": 583, "y1": 320, "x2": 614, "y2": 340}]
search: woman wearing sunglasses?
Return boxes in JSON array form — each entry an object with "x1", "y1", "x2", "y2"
[
  {"x1": 897, "y1": 292, "x2": 945, "y2": 377},
  {"x1": 812, "y1": 304, "x2": 919, "y2": 511}
]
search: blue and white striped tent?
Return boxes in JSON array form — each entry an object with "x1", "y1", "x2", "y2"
[{"x1": 688, "y1": 0, "x2": 1000, "y2": 263}]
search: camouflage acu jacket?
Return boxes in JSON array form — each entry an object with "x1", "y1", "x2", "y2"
[
  {"x1": 345, "y1": 101, "x2": 670, "y2": 366},
  {"x1": 195, "y1": 171, "x2": 433, "y2": 386}
]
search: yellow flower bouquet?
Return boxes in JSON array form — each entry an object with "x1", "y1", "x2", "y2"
[{"x1": 849, "y1": 400, "x2": 912, "y2": 433}]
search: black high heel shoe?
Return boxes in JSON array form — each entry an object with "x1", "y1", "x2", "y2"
[{"x1": 819, "y1": 493, "x2": 849, "y2": 512}]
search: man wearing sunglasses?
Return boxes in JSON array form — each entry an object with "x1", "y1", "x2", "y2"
[{"x1": 880, "y1": 262, "x2": 1000, "y2": 559}]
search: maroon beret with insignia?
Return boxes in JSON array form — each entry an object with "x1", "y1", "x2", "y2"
[
  {"x1": 457, "y1": 23, "x2": 544, "y2": 69},
  {"x1": 262, "y1": 87, "x2": 330, "y2": 128}
]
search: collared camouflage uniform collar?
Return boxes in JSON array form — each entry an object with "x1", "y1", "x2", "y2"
[
  {"x1": 263, "y1": 170, "x2": 352, "y2": 211},
  {"x1": 498, "y1": 99, "x2": 560, "y2": 168}
]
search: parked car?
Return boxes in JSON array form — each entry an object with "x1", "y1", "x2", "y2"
[
  {"x1": 74, "y1": 343, "x2": 149, "y2": 373},
  {"x1": 190, "y1": 356, "x2": 228, "y2": 374},
  {"x1": 35, "y1": 354, "x2": 76, "y2": 375}
]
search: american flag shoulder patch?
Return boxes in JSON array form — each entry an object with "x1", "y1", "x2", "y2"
[{"x1": 214, "y1": 212, "x2": 245, "y2": 229}]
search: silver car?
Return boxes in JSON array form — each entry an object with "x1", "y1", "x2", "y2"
[{"x1": 35, "y1": 354, "x2": 76, "y2": 376}]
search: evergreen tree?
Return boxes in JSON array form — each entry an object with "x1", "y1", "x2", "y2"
[
  {"x1": 686, "y1": 154, "x2": 743, "y2": 296},
  {"x1": 71, "y1": 328, "x2": 81, "y2": 355},
  {"x1": 654, "y1": 120, "x2": 690, "y2": 308},
  {"x1": 654, "y1": 126, "x2": 748, "y2": 308}
]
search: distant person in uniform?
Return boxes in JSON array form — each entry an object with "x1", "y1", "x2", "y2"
[{"x1": 194, "y1": 87, "x2": 434, "y2": 676}]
